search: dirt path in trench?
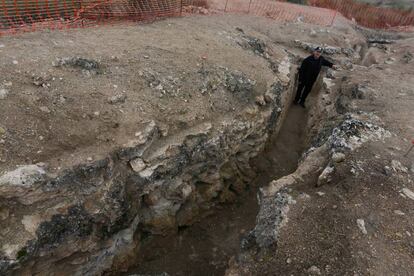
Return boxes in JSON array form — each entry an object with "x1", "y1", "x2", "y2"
[{"x1": 126, "y1": 105, "x2": 307, "y2": 276}]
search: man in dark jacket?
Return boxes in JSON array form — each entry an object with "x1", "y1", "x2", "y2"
[{"x1": 294, "y1": 47, "x2": 336, "y2": 108}]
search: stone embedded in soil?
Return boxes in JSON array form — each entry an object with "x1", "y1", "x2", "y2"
[
  {"x1": 357, "y1": 219, "x2": 368, "y2": 235},
  {"x1": 394, "y1": 210, "x2": 405, "y2": 216},
  {"x1": 108, "y1": 94, "x2": 127, "y2": 104},
  {"x1": 391, "y1": 160, "x2": 408, "y2": 173},
  {"x1": 0, "y1": 88, "x2": 9, "y2": 100},
  {"x1": 39, "y1": 106, "x2": 51, "y2": 113},
  {"x1": 401, "y1": 188, "x2": 414, "y2": 200},
  {"x1": 246, "y1": 191, "x2": 291, "y2": 248},
  {"x1": 317, "y1": 165, "x2": 334, "y2": 186},
  {"x1": 129, "y1": 158, "x2": 146, "y2": 172},
  {"x1": 307, "y1": 265, "x2": 322, "y2": 275},
  {"x1": 332, "y1": 152, "x2": 346, "y2": 163},
  {"x1": 0, "y1": 165, "x2": 46, "y2": 188}
]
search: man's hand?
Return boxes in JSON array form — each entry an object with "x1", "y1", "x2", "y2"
[{"x1": 332, "y1": 65, "x2": 339, "y2": 70}]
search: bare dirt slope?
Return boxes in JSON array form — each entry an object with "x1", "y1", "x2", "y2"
[
  {"x1": 0, "y1": 14, "x2": 359, "y2": 174},
  {"x1": 1, "y1": 11, "x2": 413, "y2": 276},
  {"x1": 227, "y1": 26, "x2": 414, "y2": 276}
]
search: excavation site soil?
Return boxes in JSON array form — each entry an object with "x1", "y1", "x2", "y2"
[
  {"x1": 127, "y1": 106, "x2": 307, "y2": 276},
  {"x1": 0, "y1": 11, "x2": 413, "y2": 276}
]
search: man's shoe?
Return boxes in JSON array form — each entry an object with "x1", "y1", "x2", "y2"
[{"x1": 299, "y1": 102, "x2": 306, "y2": 108}]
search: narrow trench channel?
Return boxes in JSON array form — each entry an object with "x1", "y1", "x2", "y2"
[{"x1": 126, "y1": 105, "x2": 308, "y2": 276}]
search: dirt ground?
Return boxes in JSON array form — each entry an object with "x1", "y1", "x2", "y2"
[
  {"x1": 1, "y1": 11, "x2": 413, "y2": 276},
  {"x1": 126, "y1": 106, "x2": 307, "y2": 276},
  {"x1": 225, "y1": 30, "x2": 414, "y2": 276},
  {"x1": 0, "y1": 14, "x2": 360, "y2": 174}
]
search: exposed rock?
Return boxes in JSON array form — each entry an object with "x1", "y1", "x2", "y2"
[
  {"x1": 391, "y1": 160, "x2": 408, "y2": 173},
  {"x1": 245, "y1": 191, "x2": 291, "y2": 248},
  {"x1": 402, "y1": 51, "x2": 413, "y2": 63},
  {"x1": 255, "y1": 96, "x2": 266, "y2": 106},
  {"x1": 32, "y1": 76, "x2": 51, "y2": 87},
  {"x1": 335, "y1": 94, "x2": 351, "y2": 114},
  {"x1": 384, "y1": 57, "x2": 395, "y2": 64},
  {"x1": 199, "y1": 66, "x2": 256, "y2": 99},
  {"x1": 294, "y1": 40, "x2": 350, "y2": 56},
  {"x1": 401, "y1": 188, "x2": 414, "y2": 200},
  {"x1": 394, "y1": 210, "x2": 405, "y2": 216},
  {"x1": 0, "y1": 165, "x2": 46, "y2": 188},
  {"x1": 0, "y1": 71, "x2": 290, "y2": 274},
  {"x1": 356, "y1": 218, "x2": 368, "y2": 235},
  {"x1": 0, "y1": 88, "x2": 9, "y2": 100},
  {"x1": 317, "y1": 165, "x2": 334, "y2": 186},
  {"x1": 0, "y1": 208, "x2": 9, "y2": 220},
  {"x1": 332, "y1": 152, "x2": 345, "y2": 163},
  {"x1": 108, "y1": 94, "x2": 127, "y2": 104},
  {"x1": 239, "y1": 35, "x2": 267, "y2": 56},
  {"x1": 351, "y1": 84, "x2": 370, "y2": 99},
  {"x1": 129, "y1": 158, "x2": 146, "y2": 172},
  {"x1": 55, "y1": 57, "x2": 101, "y2": 73},
  {"x1": 307, "y1": 265, "x2": 322, "y2": 275},
  {"x1": 39, "y1": 106, "x2": 51, "y2": 113}
]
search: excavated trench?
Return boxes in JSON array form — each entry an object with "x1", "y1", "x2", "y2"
[{"x1": 125, "y1": 104, "x2": 308, "y2": 276}]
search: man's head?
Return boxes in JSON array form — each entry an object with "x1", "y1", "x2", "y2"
[{"x1": 313, "y1": 47, "x2": 322, "y2": 59}]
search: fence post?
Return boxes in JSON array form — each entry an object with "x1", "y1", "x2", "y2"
[
  {"x1": 248, "y1": 0, "x2": 252, "y2": 14},
  {"x1": 224, "y1": 0, "x2": 229, "y2": 12},
  {"x1": 180, "y1": 0, "x2": 183, "y2": 16}
]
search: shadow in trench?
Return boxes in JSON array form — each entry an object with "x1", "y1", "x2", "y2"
[{"x1": 125, "y1": 105, "x2": 308, "y2": 276}]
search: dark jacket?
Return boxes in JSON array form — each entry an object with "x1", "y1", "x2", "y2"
[{"x1": 298, "y1": 55, "x2": 333, "y2": 84}]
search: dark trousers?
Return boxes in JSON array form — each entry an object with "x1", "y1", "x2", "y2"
[{"x1": 294, "y1": 81, "x2": 314, "y2": 104}]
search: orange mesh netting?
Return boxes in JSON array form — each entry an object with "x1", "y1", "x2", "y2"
[{"x1": 0, "y1": 0, "x2": 413, "y2": 36}]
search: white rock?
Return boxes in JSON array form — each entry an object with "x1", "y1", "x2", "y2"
[
  {"x1": 0, "y1": 165, "x2": 46, "y2": 187},
  {"x1": 391, "y1": 160, "x2": 408, "y2": 173},
  {"x1": 129, "y1": 158, "x2": 146, "y2": 172},
  {"x1": 316, "y1": 191, "x2": 325, "y2": 196},
  {"x1": 307, "y1": 265, "x2": 321, "y2": 275},
  {"x1": 0, "y1": 208, "x2": 9, "y2": 220},
  {"x1": 2, "y1": 244, "x2": 20, "y2": 259},
  {"x1": 12, "y1": 60, "x2": 18, "y2": 65},
  {"x1": 286, "y1": 258, "x2": 292, "y2": 264},
  {"x1": 87, "y1": 157, "x2": 93, "y2": 162},
  {"x1": 394, "y1": 210, "x2": 405, "y2": 216},
  {"x1": 356, "y1": 219, "x2": 368, "y2": 235},
  {"x1": 181, "y1": 184, "x2": 193, "y2": 199},
  {"x1": 0, "y1": 88, "x2": 9, "y2": 100},
  {"x1": 39, "y1": 106, "x2": 51, "y2": 113},
  {"x1": 317, "y1": 165, "x2": 334, "y2": 186},
  {"x1": 108, "y1": 94, "x2": 126, "y2": 104},
  {"x1": 298, "y1": 193, "x2": 311, "y2": 200},
  {"x1": 332, "y1": 152, "x2": 346, "y2": 163},
  {"x1": 401, "y1": 188, "x2": 414, "y2": 200},
  {"x1": 21, "y1": 215, "x2": 42, "y2": 236}
]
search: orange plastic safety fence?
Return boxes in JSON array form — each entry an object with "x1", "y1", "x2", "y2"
[
  {"x1": 1, "y1": 0, "x2": 413, "y2": 36},
  {"x1": 308, "y1": 0, "x2": 414, "y2": 29},
  {"x1": 0, "y1": 0, "x2": 182, "y2": 35}
]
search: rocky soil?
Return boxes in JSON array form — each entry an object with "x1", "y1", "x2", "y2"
[
  {"x1": 226, "y1": 22, "x2": 414, "y2": 276},
  {"x1": 0, "y1": 12, "x2": 413, "y2": 276}
]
